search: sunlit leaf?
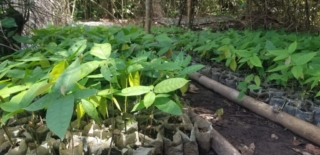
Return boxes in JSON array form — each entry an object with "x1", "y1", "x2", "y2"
[
  {"x1": 90, "y1": 43, "x2": 112, "y2": 59},
  {"x1": 143, "y1": 92, "x2": 155, "y2": 108},
  {"x1": 154, "y1": 78, "x2": 189, "y2": 94}
]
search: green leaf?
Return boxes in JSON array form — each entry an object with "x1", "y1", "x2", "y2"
[
  {"x1": 81, "y1": 99, "x2": 101, "y2": 124},
  {"x1": 73, "y1": 89, "x2": 98, "y2": 99},
  {"x1": 12, "y1": 36, "x2": 33, "y2": 44},
  {"x1": 98, "y1": 97, "x2": 108, "y2": 118},
  {"x1": 144, "y1": 92, "x2": 155, "y2": 108},
  {"x1": 237, "y1": 90, "x2": 245, "y2": 100},
  {"x1": 265, "y1": 40, "x2": 276, "y2": 50},
  {"x1": 0, "y1": 85, "x2": 28, "y2": 98},
  {"x1": 24, "y1": 93, "x2": 59, "y2": 111},
  {"x1": 68, "y1": 39, "x2": 87, "y2": 56},
  {"x1": 316, "y1": 91, "x2": 320, "y2": 97},
  {"x1": 46, "y1": 94, "x2": 74, "y2": 139},
  {"x1": 127, "y1": 64, "x2": 144, "y2": 73},
  {"x1": 80, "y1": 61, "x2": 101, "y2": 78},
  {"x1": 0, "y1": 91, "x2": 25, "y2": 112},
  {"x1": 248, "y1": 84, "x2": 261, "y2": 90},
  {"x1": 131, "y1": 100, "x2": 145, "y2": 112},
  {"x1": 54, "y1": 59, "x2": 81, "y2": 95},
  {"x1": 254, "y1": 76, "x2": 261, "y2": 86},
  {"x1": 155, "y1": 34, "x2": 172, "y2": 43},
  {"x1": 273, "y1": 53, "x2": 289, "y2": 61},
  {"x1": 229, "y1": 58, "x2": 237, "y2": 71},
  {"x1": 267, "y1": 65, "x2": 289, "y2": 72},
  {"x1": 288, "y1": 41, "x2": 297, "y2": 54},
  {"x1": 249, "y1": 55, "x2": 262, "y2": 67},
  {"x1": 244, "y1": 74, "x2": 254, "y2": 83},
  {"x1": 180, "y1": 64, "x2": 204, "y2": 75},
  {"x1": 153, "y1": 62, "x2": 181, "y2": 71},
  {"x1": 154, "y1": 78, "x2": 189, "y2": 94},
  {"x1": 90, "y1": 43, "x2": 112, "y2": 59},
  {"x1": 292, "y1": 52, "x2": 317, "y2": 65},
  {"x1": 291, "y1": 65, "x2": 303, "y2": 79},
  {"x1": 1, "y1": 17, "x2": 17, "y2": 28},
  {"x1": 154, "y1": 97, "x2": 182, "y2": 115},
  {"x1": 267, "y1": 50, "x2": 287, "y2": 56},
  {"x1": 266, "y1": 73, "x2": 282, "y2": 81},
  {"x1": 50, "y1": 60, "x2": 68, "y2": 82},
  {"x1": 118, "y1": 86, "x2": 153, "y2": 96},
  {"x1": 19, "y1": 81, "x2": 49, "y2": 108}
]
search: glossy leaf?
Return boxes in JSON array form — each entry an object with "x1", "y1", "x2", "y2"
[
  {"x1": 118, "y1": 86, "x2": 153, "y2": 96},
  {"x1": 154, "y1": 78, "x2": 189, "y2": 94}
]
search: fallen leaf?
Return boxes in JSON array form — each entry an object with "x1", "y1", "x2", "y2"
[
  {"x1": 238, "y1": 143, "x2": 255, "y2": 155},
  {"x1": 188, "y1": 84, "x2": 199, "y2": 93},
  {"x1": 292, "y1": 148, "x2": 312, "y2": 155},
  {"x1": 271, "y1": 133, "x2": 278, "y2": 140},
  {"x1": 305, "y1": 144, "x2": 320, "y2": 155},
  {"x1": 292, "y1": 137, "x2": 303, "y2": 146}
]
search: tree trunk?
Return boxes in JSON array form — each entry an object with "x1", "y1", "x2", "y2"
[
  {"x1": 187, "y1": 0, "x2": 192, "y2": 29},
  {"x1": 145, "y1": 0, "x2": 152, "y2": 33}
]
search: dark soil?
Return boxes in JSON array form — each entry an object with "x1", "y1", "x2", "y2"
[{"x1": 183, "y1": 82, "x2": 316, "y2": 155}]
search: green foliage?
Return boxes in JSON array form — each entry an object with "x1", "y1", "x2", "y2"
[{"x1": 0, "y1": 25, "x2": 204, "y2": 139}]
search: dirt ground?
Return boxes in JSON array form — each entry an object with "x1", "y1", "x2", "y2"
[{"x1": 183, "y1": 81, "x2": 318, "y2": 155}]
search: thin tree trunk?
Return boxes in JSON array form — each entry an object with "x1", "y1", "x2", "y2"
[
  {"x1": 187, "y1": 0, "x2": 192, "y2": 29},
  {"x1": 305, "y1": 0, "x2": 310, "y2": 30},
  {"x1": 145, "y1": 0, "x2": 152, "y2": 33}
]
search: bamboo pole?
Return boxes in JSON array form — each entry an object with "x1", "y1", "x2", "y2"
[{"x1": 189, "y1": 72, "x2": 320, "y2": 146}]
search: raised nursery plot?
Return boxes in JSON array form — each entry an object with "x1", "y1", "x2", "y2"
[{"x1": 0, "y1": 25, "x2": 319, "y2": 155}]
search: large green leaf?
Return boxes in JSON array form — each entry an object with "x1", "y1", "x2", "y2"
[
  {"x1": 73, "y1": 89, "x2": 98, "y2": 99},
  {"x1": 68, "y1": 39, "x2": 87, "y2": 56},
  {"x1": 0, "y1": 91, "x2": 25, "y2": 112},
  {"x1": 131, "y1": 100, "x2": 145, "y2": 112},
  {"x1": 117, "y1": 86, "x2": 153, "y2": 96},
  {"x1": 249, "y1": 55, "x2": 262, "y2": 67},
  {"x1": 154, "y1": 97, "x2": 182, "y2": 115},
  {"x1": 292, "y1": 52, "x2": 317, "y2": 65},
  {"x1": 80, "y1": 61, "x2": 101, "y2": 78},
  {"x1": 46, "y1": 94, "x2": 74, "y2": 139},
  {"x1": 154, "y1": 78, "x2": 189, "y2": 94},
  {"x1": 267, "y1": 65, "x2": 289, "y2": 72},
  {"x1": 180, "y1": 64, "x2": 204, "y2": 75},
  {"x1": 291, "y1": 65, "x2": 303, "y2": 79},
  {"x1": 24, "y1": 93, "x2": 60, "y2": 111},
  {"x1": 0, "y1": 85, "x2": 28, "y2": 98},
  {"x1": 90, "y1": 43, "x2": 111, "y2": 59},
  {"x1": 81, "y1": 99, "x2": 101, "y2": 124},
  {"x1": 1, "y1": 17, "x2": 17, "y2": 28},
  {"x1": 54, "y1": 59, "x2": 81, "y2": 95},
  {"x1": 143, "y1": 92, "x2": 155, "y2": 108},
  {"x1": 288, "y1": 41, "x2": 297, "y2": 54},
  {"x1": 19, "y1": 81, "x2": 49, "y2": 108}
]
